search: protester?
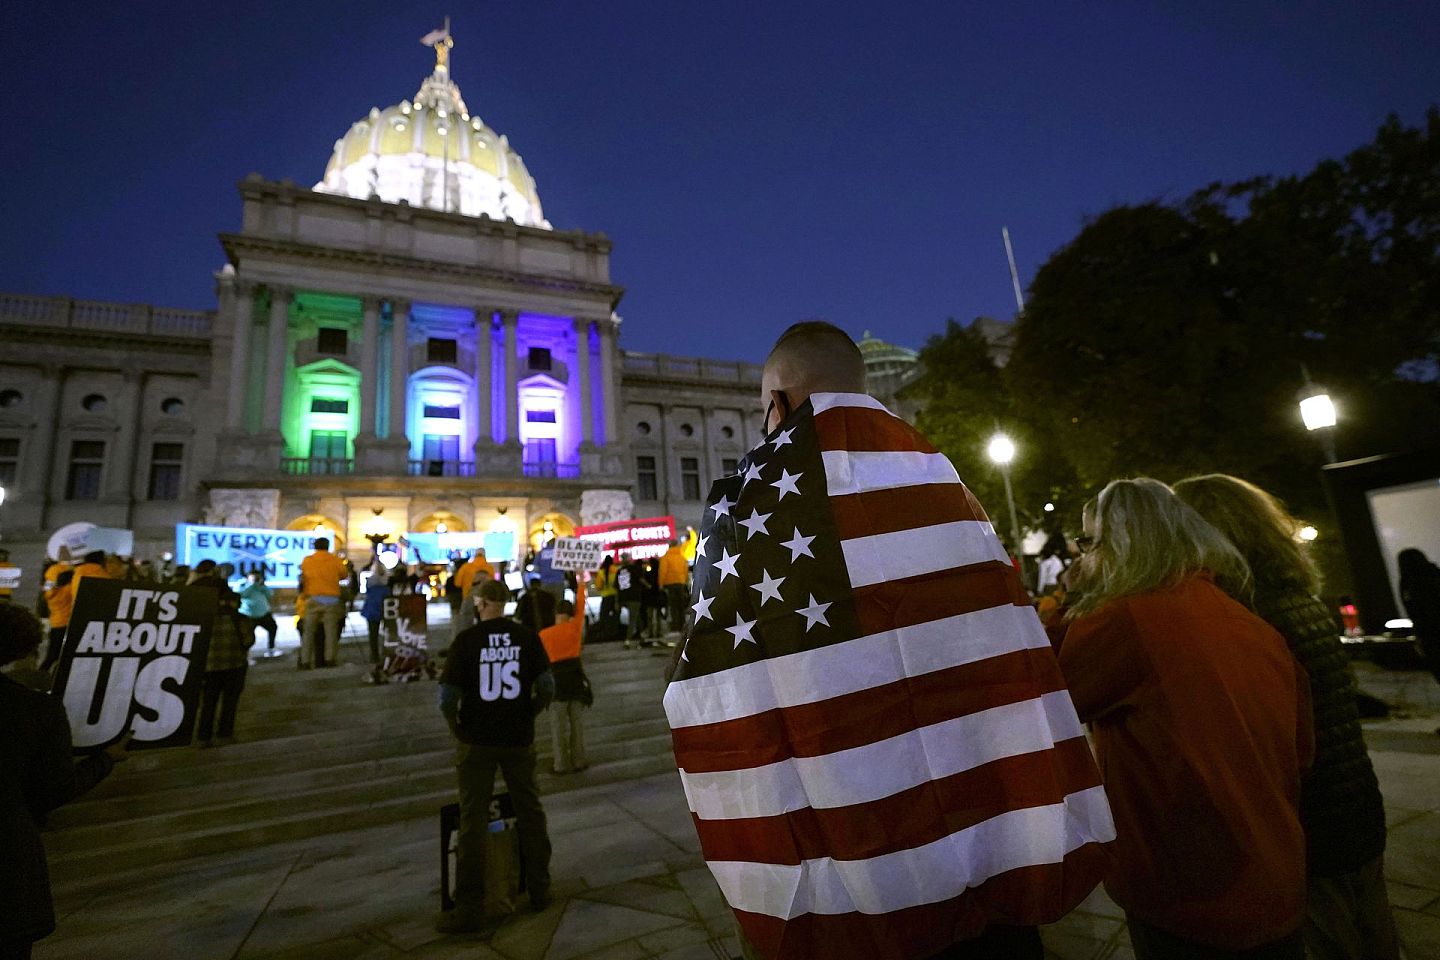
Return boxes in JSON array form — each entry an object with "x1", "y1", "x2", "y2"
[
  {"x1": 616, "y1": 553, "x2": 646, "y2": 647},
  {"x1": 0, "y1": 549, "x2": 16, "y2": 605},
  {"x1": 445, "y1": 558, "x2": 465, "y2": 620},
  {"x1": 1174, "y1": 473, "x2": 1398, "y2": 960},
  {"x1": 69, "y1": 550, "x2": 110, "y2": 604},
  {"x1": 238, "y1": 571, "x2": 277, "y2": 654},
  {"x1": 1399, "y1": 548, "x2": 1440, "y2": 691},
  {"x1": 298, "y1": 537, "x2": 346, "y2": 668},
  {"x1": 1, "y1": 604, "x2": 129, "y2": 959},
  {"x1": 592, "y1": 555, "x2": 620, "y2": 641},
  {"x1": 39, "y1": 570, "x2": 75, "y2": 673},
  {"x1": 453, "y1": 549, "x2": 493, "y2": 596},
  {"x1": 540, "y1": 595, "x2": 592, "y2": 774},
  {"x1": 515, "y1": 575, "x2": 558, "y2": 633},
  {"x1": 436, "y1": 579, "x2": 554, "y2": 933},
  {"x1": 1055, "y1": 478, "x2": 1312, "y2": 960},
  {"x1": 665, "y1": 322, "x2": 1111, "y2": 960},
  {"x1": 189, "y1": 561, "x2": 253, "y2": 748},
  {"x1": 1035, "y1": 532, "x2": 1069, "y2": 596},
  {"x1": 533, "y1": 540, "x2": 567, "y2": 606},
  {"x1": 360, "y1": 562, "x2": 390, "y2": 671},
  {"x1": 658, "y1": 539, "x2": 689, "y2": 635}
]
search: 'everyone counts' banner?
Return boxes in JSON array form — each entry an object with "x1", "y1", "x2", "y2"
[{"x1": 178, "y1": 525, "x2": 327, "y2": 588}]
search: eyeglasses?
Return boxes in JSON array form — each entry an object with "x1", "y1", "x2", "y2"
[{"x1": 1075, "y1": 535, "x2": 1098, "y2": 553}]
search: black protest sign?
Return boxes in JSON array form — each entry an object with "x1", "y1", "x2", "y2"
[{"x1": 54, "y1": 578, "x2": 216, "y2": 751}]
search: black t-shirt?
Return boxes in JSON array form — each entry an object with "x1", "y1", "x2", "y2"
[
  {"x1": 441, "y1": 617, "x2": 551, "y2": 747},
  {"x1": 617, "y1": 562, "x2": 646, "y2": 601}
]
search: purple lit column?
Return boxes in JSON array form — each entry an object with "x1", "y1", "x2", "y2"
[
  {"x1": 474, "y1": 307, "x2": 493, "y2": 446},
  {"x1": 574, "y1": 317, "x2": 593, "y2": 446},
  {"x1": 502, "y1": 309, "x2": 519, "y2": 445}
]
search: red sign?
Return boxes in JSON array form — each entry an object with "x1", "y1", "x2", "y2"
[{"x1": 574, "y1": 515, "x2": 676, "y2": 561}]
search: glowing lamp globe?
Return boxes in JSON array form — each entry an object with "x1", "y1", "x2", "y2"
[
  {"x1": 987, "y1": 434, "x2": 1016, "y2": 466},
  {"x1": 1300, "y1": 393, "x2": 1336, "y2": 431}
]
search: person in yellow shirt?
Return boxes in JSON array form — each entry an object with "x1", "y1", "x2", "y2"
[
  {"x1": 452, "y1": 550, "x2": 493, "y2": 596},
  {"x1": 69, "y1": 551, "x2": 111, "y2": 605},
  {"x1": 40, "y1": 570, "x2": 76, "y2": 671},
  {"x1": 298, "y1": 538, "x2": 346, "y2": 668},
  {"x1": 657, "y1": 539, "x2": 690, "y2": 635},
  {"x1": 0, "y1": 548, "x2": 16, "y2": 604},
  {"x1": 539, "y1": 585, "x2": 591, "y2": 774}
]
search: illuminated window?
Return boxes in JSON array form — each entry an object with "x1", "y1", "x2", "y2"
[
  {"x1": 309, "y1": 431, "x2": 348, "y2": 468},
  {"x1": 681, "y1": 457, "x2": 701, "y2": 501},
  {"x1": 422, "y1": 434, "x2": 460, "y2": 474},
  {"x1": 311, "y1": 397, "x2": 349, "y2": 414},
  {"x1": 147, "y1": 443, "x2": 184, "y2": 501},
  {"x1": 317, "y1": 327, "x2": 348, "y2": 354},
  {"x1": 0, "y1": 437, "x2": 18, "y2": 487},
  {"x1": 528, "y1": 347, "x2": 552, "y2": 371},
  {"x1": 422, "y1": 404, "x2": 461, "y2": 419},
  {"x1": 637, "y1": 456, "x2": 658, "y2": 501},
  {"x1": 66, "y1": 440, "x2": 105, "y2": 500},
  {"x1": 526, "y1": 409, "x2": 556, "y2": 423},
  {"x1": 721, "y1": 458, "x2": 739, "y2": 475},
  {"x1": 427, "y1": 338, "x2": 458, "y2": 364},
  {"x1": 525, "y1": 438, "x2": 558, "y2": 471}
]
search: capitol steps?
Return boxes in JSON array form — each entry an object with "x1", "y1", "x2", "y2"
[{"x1": 45, "y1": 642, "x2": 680, "y2": 891}]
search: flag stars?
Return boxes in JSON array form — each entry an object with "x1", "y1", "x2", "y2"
[
  {"x1": 780, "y1": 527, "x2": 816, "y2": 562},
  {"x1": 738, "y1": 508, "x2": 773, "y2": 540},
  {"x1": 770, "y1": 468, "x2": 802, "y2": 500},
  {"x1": 726, "y1": 614, "x2": 759, "y2": 649},
  {"x1": 770, "y1": 428, "x2": 795, "y2": 451},
  {"x1": 796, "y1": 594, "x2": 832, "y2": 632},
  {"x1": 714, "y1": 548, "x2": 741, "y2": 582},
  {"x1": 692, "y1": 590, "x2": 715, "y2": 623},
  {"x1": 741, "y1": 462, "x2": 765, "y2": 488},
  {"x1": 694, "y1": 534, "x2": 709, "y2": 558},
  {"x1": 750, "y1": 569, "x2": 786, "y2": 606},
  {"x1": 709, "y1": 493, "x2": 734, "y2": 518}
]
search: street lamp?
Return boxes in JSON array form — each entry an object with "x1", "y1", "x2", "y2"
[
  {"x1": 1298, "y1": 368, "x2": 1338, "y2": 463},
  {"x1": 363, "y1": 508, "x2": 391, "y2": 549},
  {"x1": 987, "y1": 433, "x2": 1024, "y2": 561}
]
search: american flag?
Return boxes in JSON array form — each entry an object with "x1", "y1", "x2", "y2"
[{"x1": 663, "y1": 393, "x2": 1114, "y2": 960}]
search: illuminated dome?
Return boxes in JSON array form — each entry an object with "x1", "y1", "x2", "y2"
[{"x1": 313, "y1": 31, "x2": 550, "y2": 228}]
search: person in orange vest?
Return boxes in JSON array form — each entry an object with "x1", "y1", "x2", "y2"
[
  {"x1": 453, "y1": 549, "x2": 493, "y2": 596},
  {"x1": 40, "y1": 570, "x2": 76, "y2": 672},
  {"x1": 657, "y1": 539, "x2": 689, "y2": 635},
  {"x1": 69, "y1": 551, "x2": 111, "y2": 605},
  {"x1": 539, "y1": 584, "x2": 592, "y2": 774}
]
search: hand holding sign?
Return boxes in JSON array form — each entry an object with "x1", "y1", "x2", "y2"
[{"x1": 548, "y1": 538, "x2": 604, "y2": 572}]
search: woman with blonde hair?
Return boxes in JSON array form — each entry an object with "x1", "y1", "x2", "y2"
[
  {"x1": 1055, "y1": 478, "x2": 1313, "y2": 960},
  {"x1": 1174, "y1": 474, "x2": 1397, "y2": 960}
]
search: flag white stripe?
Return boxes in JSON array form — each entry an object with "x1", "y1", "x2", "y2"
[
  {"x1": 840, "y1": 519, "x2": 1007, "y2": 589},
  {"x1": 810, "y1": 392, "x2": 898, "y2": 417},
  {"x1": 822, "y1": 450, "x2": 960, "y2": 497},
  {"x1": 663, "y1": 603, "x2": 1051, "y2": 730},
  {"x1": 680, "y1": 691, "x2": 1084, "y2": 820},
  {"x1": 707, "y1": 785, "x2": 1114, "y2": 919}
]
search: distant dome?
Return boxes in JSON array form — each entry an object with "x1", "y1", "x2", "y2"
[
  {"x1": 313, "y1": 32, "x2": 549, "y2": 228},
  {"x1": 857, "y1": 330, "x2": 919, "y2": 376}
]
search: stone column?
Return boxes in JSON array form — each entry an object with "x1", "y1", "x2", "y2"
[
  {"x1": 109, "y1": 369, "x2": 144, "y2": 521},
  {"x1": 24, "y1": 365, "x2": 63, "y2": 516},
  {"x1": 225, "y1": 281, "x2": 255, "y2": 432},
  {"x1": 502, "y1": 309, "x2": 520, "y2": 446},
  {"x1": 474, "y1": 307, "x2": 493, "y2": 447},
  {"x1": 358, "y1": 296, "x2": 381, "y2": 437},
  {"x1": 574, "y1": 318, "x2": 594, "y2": 447},
  {"x1": 262, "y1": 286, "x2": 291, "y2": 435},
  {"x1": 388, "y1": 298, "x2": 410, "y2": 446},
  {"x1": 599, "y1": 318, "x2": 619, "y2": 445}
]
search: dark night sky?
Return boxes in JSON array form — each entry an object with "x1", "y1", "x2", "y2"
[{"x1": 1, "y1": 2, "x2": 1436, "y2": 363}]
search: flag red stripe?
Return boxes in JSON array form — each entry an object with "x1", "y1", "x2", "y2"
[
  {"x1": 830, "y1": 481, "x2": 992, "y2": 541},
  {"x1": 851, "y1": 559, "x2": 1032, "y2": 637},
  {"x1": 671, "y1": 646, "x2": 1068, "y2": 773},
  {"x1": 691, "y1": 734, "x2": 1101, "y2": 865},
  {"x1": 813, "y1": 405, "x2": 936, "y2": 455},
  {"x1": 732, "y1": 843, "x2": 1111, "y2": 960}
]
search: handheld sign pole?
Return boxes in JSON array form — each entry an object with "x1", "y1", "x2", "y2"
[{"x1": 52, "y1": 579, "x2": 217, "y2": 752}]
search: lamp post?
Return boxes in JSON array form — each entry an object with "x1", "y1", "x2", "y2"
[
  {"x1": 987, "y1": 433, "x2": 1024, "y2": 560},
  {"x1": 1298, "y1": 368, "x2": 1338, "y2": 463},
  {"x1": 363, "y1": 507, "x2": 391, "y2": 550}
]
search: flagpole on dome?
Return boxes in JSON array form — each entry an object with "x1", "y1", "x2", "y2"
[{"x1": 421, "y1": 17, "x2": 455, "y2": 213}]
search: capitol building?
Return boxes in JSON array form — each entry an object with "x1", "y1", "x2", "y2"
[{"x1": 0, "y1": 34, "x2": 915, "y2": 589}]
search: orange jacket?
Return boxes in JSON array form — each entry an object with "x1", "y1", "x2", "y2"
[
  {"x1": 658, "y1": 547, "x2": 688, "y2": 588},
  {"x1": 454, "y1": 556, "x2": 493, "y2": 594},
  {"x1": 1056, "y1": 575, "x2": 1312, "y2": 949}
]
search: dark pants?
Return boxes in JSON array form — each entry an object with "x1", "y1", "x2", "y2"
[
  {"x1": 245, "y1": 613, "x2": 278, "y2": 650},
  {"x1": 599, "y1": 594, "x2": 619, "y2": 628},
  {"x1": 40, "y1": 626, "x2": 67, "y2": 670},
  {"x1": 1128, "y1": 919, "x2": 1304, "y2": 960},
  {"x1": 453, "y1": 742, "x2": 552, "y2": 914},
  {"x1": 197, "y1": 666, "x2": 247, "y2": 742},
  {"x1": 623, "y1": 600, "x2": 644, "y2": 639},
  {"x1": 929, "y1": 925, "x2": 1043, "y2": 959},
  {"x1": 366, "y1": 618, "x2": 382, "y2": 663},
  {"x1": 664, "y1": 584, "x2": 688, "y2": 633}
]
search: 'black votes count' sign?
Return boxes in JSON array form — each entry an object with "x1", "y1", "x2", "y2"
[{"x1": 54, "y1": 579, "x2": 216, "y2": 751}]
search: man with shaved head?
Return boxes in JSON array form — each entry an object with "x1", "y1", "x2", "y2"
[{"x1": 665, "y1": 321, "x2": 1113, "y2": 960}]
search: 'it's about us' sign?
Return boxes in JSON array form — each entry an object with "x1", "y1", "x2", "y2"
[{"x1": 54, "y1": 579, "x2": 216, "y2": 751}]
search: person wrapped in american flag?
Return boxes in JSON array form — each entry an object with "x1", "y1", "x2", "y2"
[{"x1": 663, "y1": 322, "x2": 1115, "y2": 960}]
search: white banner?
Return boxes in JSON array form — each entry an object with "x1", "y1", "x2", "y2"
[{"x1": 549, "y1": 537, "x2": 605, "y2": 572}]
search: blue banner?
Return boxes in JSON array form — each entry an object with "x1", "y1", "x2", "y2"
[{"x1": 176, "y1": 525, "x2": 327, "y2": 588}]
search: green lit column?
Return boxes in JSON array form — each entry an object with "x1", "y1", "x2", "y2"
[
  {"x1": 358, "y1": 296, "x2": 380, "y2": 437},
  {"x1": 388, "y1": 298, "x2": 410, "y2": 448}
]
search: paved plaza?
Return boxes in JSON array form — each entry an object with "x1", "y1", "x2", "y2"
[{"x1": 30, "y1": 616, "x2": 1440, "y2": 960}]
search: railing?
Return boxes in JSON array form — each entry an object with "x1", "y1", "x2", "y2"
[
  {"x1": 281, "y1": 457, "x2": 355, "y2": 476},
  {"x1": 406, "y1": 459, "x2": 478, "y2": 477},
  {"x1": 622, "y1": 350, "x2": 763, "y2": 384},
  {"x1": 0, "y1": 291, "x2": 214, "y2": 339},
  {"x1": 523, "y1": 461, "x2": 580, "y2": 479}
]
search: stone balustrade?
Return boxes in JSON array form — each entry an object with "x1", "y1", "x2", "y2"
[
  {"x1": 622, "y1": 350, "x2": 763, "y2": 385},
  {"x1": 0, "y1": 291, "x2": 214, "y2": 339}
]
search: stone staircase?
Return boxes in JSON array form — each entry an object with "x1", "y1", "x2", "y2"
[{"x1": 45, "y1": 639, "x2": 679, "y2": 893}]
